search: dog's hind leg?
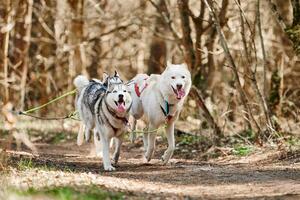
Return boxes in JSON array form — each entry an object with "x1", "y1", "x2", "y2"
[
  {"x1": 129, "y1": 118, "x2": 137, "y2": 143},
  {"x1": 84, "y1": 125, "x2": 92, "y2": 142},
  {"x1": 80, "y1": 106, "x2": 93, "y2": 142},
  {"x1": 112, "y1": 137, "x2": 122, "y2": 165},
  {"x1": 77, "y1": 124, "x2": 85, "y2": 146},
  {"x1": 94, "y1": 128, "x2": 102, "y2": 157},
  {"x1": 142, "y1": 130, "x2": 148, "y2": 151},
  {"x1": 162, "y1": 122, "x2": 175, "y2": 164},
  {"x1": 145, "y1": 124, "x2": 157, "y2": 162}
]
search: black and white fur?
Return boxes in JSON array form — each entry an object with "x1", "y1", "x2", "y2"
[{"x1": 74, "y1": 72, "x2": 132, "y2": 171}]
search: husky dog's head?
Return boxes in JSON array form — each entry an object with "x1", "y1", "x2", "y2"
[
  {"x1": 105, "y1": 72, "x2": 132, "y2": 114},
  {"x1": 160, "y1": 62, "x2": 191, "y2": 101}
]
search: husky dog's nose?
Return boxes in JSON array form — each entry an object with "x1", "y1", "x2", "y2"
[
  {"x1": 118, "y1": 94, "x2": 124, "y2": 99},
  {"x1": 176, "y1": 84, "x2": 183, "y2": 90}
]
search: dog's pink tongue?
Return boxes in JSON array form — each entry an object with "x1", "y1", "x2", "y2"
[
  {"x1": 117, "y1": 103, "x2": 126, "y2": 112},
  {"x1": 177, "y1": 89, "x2": 185, "y2": 99}
]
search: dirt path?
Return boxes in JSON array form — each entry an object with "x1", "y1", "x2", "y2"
[{"x1": 4, "y1": 140, "x2": 300, "y2": 199}]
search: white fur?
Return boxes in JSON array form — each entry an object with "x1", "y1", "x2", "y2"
[
  {"x1": 77, "y1": 124, "x2": 85, "y2": 146},
  {"x1": 129, "y1": 63, "x2": 191, "y2": 164}
]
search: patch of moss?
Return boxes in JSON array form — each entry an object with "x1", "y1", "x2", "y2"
[
  {"x1": 232, "y1": 145, "x2": 253, "y2": 156},
  {"x1": 269, "y1": 69, "x2": 281, "y2": 112},
  {"x1": 13, "y1": 185, "x2": 124, "y2": 200},
  {"x1": 285, "y1": 25, "x2": 300, "y2": 54},
  {"x1": 177, "y1": 134, "x2": 206, "y2": 146}
]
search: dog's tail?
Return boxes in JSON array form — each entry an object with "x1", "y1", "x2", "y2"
[{"x1": 74, "y1": 75, "x2": 89, "y2": 92}]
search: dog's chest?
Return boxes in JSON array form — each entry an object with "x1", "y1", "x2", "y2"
[{"x1": 146, "y1": 103, "x2": 179, "y2": 125}]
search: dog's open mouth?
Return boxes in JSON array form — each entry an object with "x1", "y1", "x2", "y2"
[
  {"x1": 114, "y1": 100, "x2": 126, "y2": 112},
  {"x1": 171, "y1": 86, "x2": 185, "y2": 100}
]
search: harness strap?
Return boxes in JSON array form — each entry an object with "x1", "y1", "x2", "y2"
[
  {"x1": 134, "y1": 78, "x2": 148, "y2": 97},
  {"x1": 160, "y1": 100, "x2": 174, "y2": 122}
]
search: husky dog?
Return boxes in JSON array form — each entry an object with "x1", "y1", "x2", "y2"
[
  {"x1": 74, "y1": 72, "x2": 132, "y2": 171},
  {"x1": 129, "y1": 62, "x2": 191, "y2": 164}
]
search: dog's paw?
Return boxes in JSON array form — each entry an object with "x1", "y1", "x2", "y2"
[
  {"x1": 112, "y1": 158, "x2": 119, "y2": 166},
  {"x1": 161, "y1": 156, "x2": 169, "y2": 165},
  {"x1": 85, "y1": 137, "x2": 90, "y2": 143},
  {"x1": 144, "y1": 154, "x2": 152, "y2": 163},
  {"x1": 130, "y1": 132, "x2": 136, "y2": 143},
  {"x1": 104, "y1": 165, "x2": 116, "y2": 171}
]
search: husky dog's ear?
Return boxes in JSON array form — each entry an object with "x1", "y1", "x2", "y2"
[
  {"x1": 114, "y1": 70, "x2": 120, "y2": 77},
  {"x1": 103, "y1": 72, "x2": 110, "y2": 88},
  {"x1": 103, "y1": 72, "x2": 109, "y2": 81}
]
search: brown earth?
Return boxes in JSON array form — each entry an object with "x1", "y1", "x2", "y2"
[{"x1": 3, "y1": 138, "x2": 300, "y2": 200}]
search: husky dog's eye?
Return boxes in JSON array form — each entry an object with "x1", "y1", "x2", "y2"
[
  {"x1": 171, "y1": 76, "x2": 176, "y2": 79},
  {"x1": 181, "y1": 76, "x2": 185, "y2": 79},
  {"x1": 123, "y1": 90, "x2": 127, "y2": 92},
  {"x1": 113, "y1": 90, "x2": 117, "y2": 93}
]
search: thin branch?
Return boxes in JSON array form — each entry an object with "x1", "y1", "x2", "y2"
[
  {"x1": 256, "y1": 0, "x2": 267, "y2": 98},
  {"x1": 33, "y1": 7, "x2": 55, "y2": 38},
  {"x1": 256, "y1": 0, "x2": 276, "y2": 132},
  {"x1": 190, "y1": 86, "x2": 223, "y2": 143}
]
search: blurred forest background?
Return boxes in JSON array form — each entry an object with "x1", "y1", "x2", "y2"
[{"x1": 0, "y1": 0, "x2": 300, "y2": 142}]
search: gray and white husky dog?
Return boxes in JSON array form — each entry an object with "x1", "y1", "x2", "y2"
[
  {"x1": 129, "y1": 62, "x2": 191, "y2": 164},
  {"x1": 74, "y1": 72, "x2": 132, "y2": 171}
]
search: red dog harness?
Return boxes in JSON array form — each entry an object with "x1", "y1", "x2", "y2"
[
  {"x1": 134, "y1": 78, "x2": 148, "y2": 97},
  {"x1": 134, "y1": 78, "x2": 173, "y2": 122}
]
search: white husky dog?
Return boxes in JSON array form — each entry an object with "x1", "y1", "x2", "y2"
[
  {"x1": 74, "y1": 72, "x2": 132, "y2": 171},
  {"x1": 129, "y1": 62, "x2": 191, "y2": 164}
]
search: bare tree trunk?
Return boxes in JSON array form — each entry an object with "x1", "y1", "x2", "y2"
[
  {"x1": 191, "y1": 2, "x2": 205, "y2": 88},
  {"x1": 291, "y1": 0, "x2": 300, "y2": 26},
  {"x1": 68, "y1": 0, "x2": 84, "y2": 78},
  {"x1": 1, "y1": 0, "x2": 12, "y2": 103},
  {"x1": 178, "y1": 0, "x2": 195, "y2": 69},
  {"x1": 256, "y1": 0, "x2": 276, "y2": 132},
  {"x1": 147, "y1": 0, "x2": 167, "y2": 74},
  {"x1": 205, "y1": 0, "x2": 228, "y2": 90},
  {"x1": 11, "y1": 0, "x2": 33, "y2": 109},
  {"x1": 88, "y1": 38, "x2": 102, "y2": 77},
  {"x1": 54, "y1": 0, "x2": 68, "y2": 94}
]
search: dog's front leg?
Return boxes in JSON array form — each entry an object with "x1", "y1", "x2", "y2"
[
  {"x1": 145, "y1": 124, "x2": 157, "y2": 162},
  {"x1": 100, "y1": 133, "x2": 115, "y2": 171},
  {"x1": 112, "y1": 137, "x2": 122, "y2": 165},
  {"x1": 162, "y1": 122, "x2": 175, "y2": 164}
]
